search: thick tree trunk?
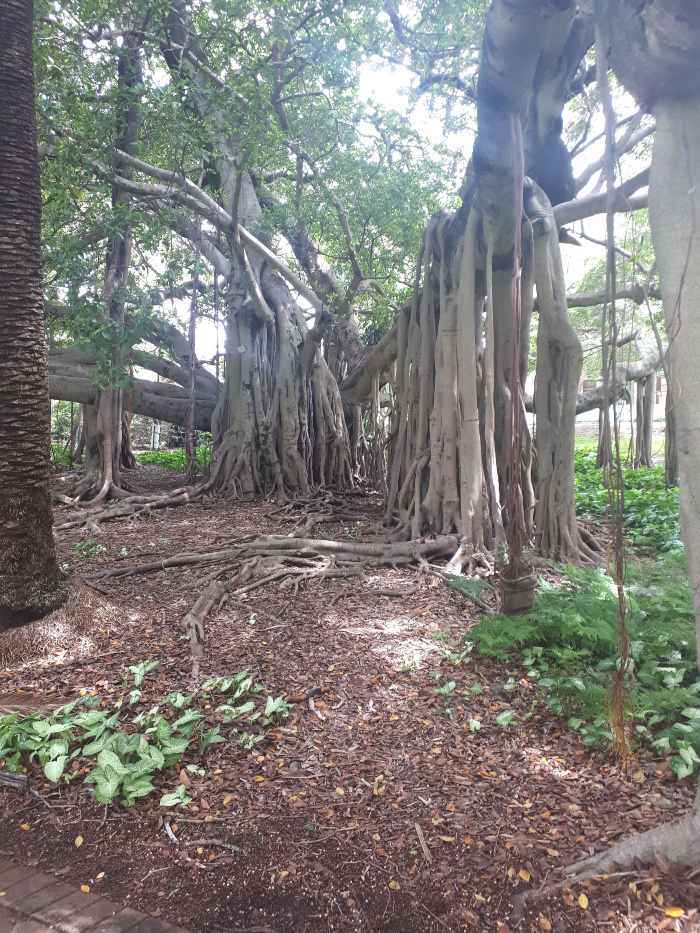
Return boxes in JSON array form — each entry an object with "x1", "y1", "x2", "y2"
[
  {"x1": 651, "y1": 98, "x2": 700, "y2": 670},
  {"x1": 0, "y1": 0, "x2": 68, "y2": 628}
]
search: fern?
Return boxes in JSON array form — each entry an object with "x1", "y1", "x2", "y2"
[{"x1": 463, "y1": 556, "x2": 700, "y2": 778}]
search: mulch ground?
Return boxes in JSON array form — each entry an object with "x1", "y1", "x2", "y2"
[{"x1": 1, "y1": 465, "x2": 698, "y2": 933}]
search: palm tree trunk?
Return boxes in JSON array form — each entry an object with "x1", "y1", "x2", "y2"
[{"x1": 0, "y1": 0, "x2": 68, "y2": 628}]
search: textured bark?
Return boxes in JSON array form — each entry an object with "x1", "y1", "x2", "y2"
[
  {"x1": 48, "y1": 372, "x2": 216, "y2": 429},
  {"x1": 0, "y1": 0, "x2": 68, "y2": 628},
  {"x1": 633, "y1": 376, "x2": 654, "y2": 468}
]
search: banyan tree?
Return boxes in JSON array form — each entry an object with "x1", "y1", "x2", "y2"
[{"x1": 5, "y1": 0, "x2": 700, "y2": 879}]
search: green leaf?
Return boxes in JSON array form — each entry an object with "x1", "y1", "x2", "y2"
[
  {"x1": 496, "y1": 710, "x2": 516, "y2": 727},
  {"x1": 97, "y1": 748, "x2": 129, "y2": 776},
  {"x1": 172, "y1": 709, "x2": 204, "y2": 735},
  {"x1": 94, "y1": 764, "x2": 122, "y2": 802},
  {"x1": 44, "y1": 756, "x2": 67, "y2": 783}
]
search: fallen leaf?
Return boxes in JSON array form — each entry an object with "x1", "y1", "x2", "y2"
[
  {"x1": 546, "y1": 848, "x2": 560, "y2": 858},
  {"x1": 664, "y1": 908, "x2": 684, "y2": 918},
  {"x1": 223, "y1": 795, "x2": 234, "y2": 805},
  {"x1": 80, "y1": 885, "x2": 90, "y2": 893},
  {"x1": 578, "y1": 893, "x2": 589, "y2": 909},
  {"x1": 278, "y1": 871, "x2": 289, "y2": 881},
  {"x1": 389, "y1": 880, "x2": 400, "y2": 891},
  {"x1": 440, "y1": 836, "x2": 455, "y2": 843},
  {"x1": 96, "y1": 872, "x2": 104, "y2": 880},
  {"x1": 253, "y1": 776, "x2": 265, "y2": 783},
  {"x1": 20, "y1": 825, "x2": 30, "y2": 832},
  {"x1": 75, "y1": 836, "x2": 83, "y2": 848},
  {"x1": 539, "y1": 919, "x2": 552, "y2": 931},
  {"x1": 335, "y1": 787, "x2": 345, "y2": 795},
  {"x1": 632, "y1": 770, "x2": 645, "y2": 783},
  {"x1": 519, "y1": 870, "x2": 531, "y2": 883}
]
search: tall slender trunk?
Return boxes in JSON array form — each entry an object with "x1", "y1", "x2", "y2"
[
  {"x1": 0, "y1": 0, "x2": 68, "y2": 628},
  {"x1": 72, "y1": 35, "x2": 141, "y2": 501}
]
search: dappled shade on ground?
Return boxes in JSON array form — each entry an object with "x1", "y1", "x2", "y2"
[{"x1": 0, "y1": 466, "x2": 697, "y2": 932}]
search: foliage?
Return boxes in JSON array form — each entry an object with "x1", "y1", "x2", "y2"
[
  {"x1": 574, "y1": 448, "x2": 681, "y2": 553},
  {"x1": 457, "y1": 556, "x2": 700, "y2": 779},
  {"x1": 50, "y1": 443, "x2": 71, "y2": 470},
  {"x1": 135, "y1": 446, "x2": 211, "y2": 470},
  {"x1": 0, "y1": 669, "x2": 289, "y2": 808},
  {"x1": 72, "y1": 539, "x2": 106, "y2": 559}
]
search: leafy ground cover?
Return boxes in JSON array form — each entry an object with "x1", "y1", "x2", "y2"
[
  {"x1": 574, "y1": 447, "x2": 682, "y2": 552},
  {"x1": 136, "y1": 446, "x2": 212, "y2": 471},
  {"x1": 0, "y1": 469, "x2": 696, "y2": 932},
  {"x1": 0, "y1": 670, "x2": 288, "y2": 808},
  {"x1": 458, "y1": 554, "x2": 700, "y2": 781}
]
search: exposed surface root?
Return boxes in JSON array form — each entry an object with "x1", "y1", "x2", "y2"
[
  {"x1": 180, "y1": 581, "x2": 227, "y2": 678},
  {"x1": 564, "y1": 785, "x2": 700, "y2": 878},
  {"x1": 82, "y1": 534, "x2": 460, "y2": 604},
  {"x1": 54, "y1": 483, "x2": 209, "y2": 531}
]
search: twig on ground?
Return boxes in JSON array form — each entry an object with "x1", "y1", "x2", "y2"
[
  {"x1": 414, "y1": 822, "x2": 432, "y2": 864},
  {"x1": 185, "y1": 838, "x2": 241, "y2": 852}
]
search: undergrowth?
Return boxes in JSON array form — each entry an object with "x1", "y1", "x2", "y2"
[
  {"x1": 0, "y1": 669, "x2": 288, "y2": 809},
  {"x1": 135, "y1": 447, "x2": 212, "y2": 471},
  {"x1": 50, "y1": 443, "x2": 71, "y2": 470},
  {"x1": 454, "y1": 554, "x2": 700, "y2": 779},
  {"x1": 574, "y1": 448, "x2": 681, "y2": 552}
]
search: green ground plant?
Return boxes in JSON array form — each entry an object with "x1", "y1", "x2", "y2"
[
  {"x1": 136, "y1": 443, "x2": 212, "y2": 471},
  {"x1": 453, "y1": 554, "x2": 700, "y2": 779},
  {"x1": 574, "y1": 448, "x2": 681, "y2": 553},
  {"x1": 72, "y1": 539, "x2": 106, "y2": 559},
  {"x1": 0, "y1": 669, "x2": 288, "y2": 808},
  {"x1": 49, "y1": 443, "x2": 71, "y2": 470}
]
